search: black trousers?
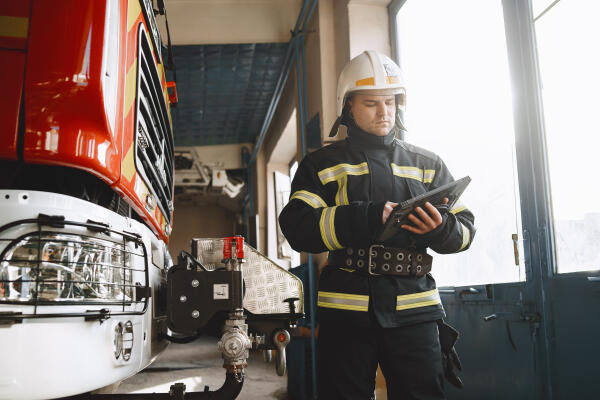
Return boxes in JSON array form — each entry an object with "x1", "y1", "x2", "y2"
[{"x1": 316, "y1": 320, "x2": 445, "y2": 400}]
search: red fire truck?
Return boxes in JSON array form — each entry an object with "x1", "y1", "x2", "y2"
[
  {"x1": 0, "y1": 2, "x2": 302, "y2": 399},
  {"x1": 0, "y1": 0, "x2": 177, "y2": 398}
]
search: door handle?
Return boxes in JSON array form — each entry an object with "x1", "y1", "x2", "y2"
[
  {"x1": 587, "y1": 276, "x2": 600, "y2": 282},
  {"x1": 459, "y1": 287, "x2": 480, "y2": 298}
]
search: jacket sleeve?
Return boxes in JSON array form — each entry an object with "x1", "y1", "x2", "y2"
[
  {"x1": 278, "y1": 156, "x2": 385, "y2": 253},
  {"x1": 418, "y1": 158, "x2": 476, "y2": 254}
]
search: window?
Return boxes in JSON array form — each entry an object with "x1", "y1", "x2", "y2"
[
  {"x1": 534, "y1": 0, "x2": 600, "y2": 273},
  {"x1": 394, "y1": 0, "x2": 524, "y2": 286}
]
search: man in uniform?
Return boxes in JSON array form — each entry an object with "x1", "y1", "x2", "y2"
[{"x1": 279, "y1": 50, "x2": 475, "y2": 400}]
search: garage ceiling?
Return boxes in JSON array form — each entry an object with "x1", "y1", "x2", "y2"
[
  {"x1": 170, "y1": 43, "x2": 288, "y2": 146},
  {"x1": 159, "y1": 0, "x2": 301, "y2": 147}
]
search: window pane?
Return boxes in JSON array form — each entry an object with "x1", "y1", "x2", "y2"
[
  {"x1": 535, "y1": 1, "x2": 600, "y2": 273},
  {"x1": 395, "y1": 0, "x2": 524, "y2": 286}
]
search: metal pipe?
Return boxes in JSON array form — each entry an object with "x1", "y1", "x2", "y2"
[
  {"x1": 247, "y1": 0, "x2": 310, "y2": 168},
  {"x1": 295, "y1": 38, "x2": 306, "y2": 157},
  {"x1": 299, "y1": 3, "x2": 318, "y2": 398},
  {"x1": 293, "y1": 0, "x2": 309, "y2": 34},
  {"x1": 80, "y1": 373, "x2": 244, "y2": 400},
  {"x1": 301, "y1": 0, "x2": 318, "y2": 32}
]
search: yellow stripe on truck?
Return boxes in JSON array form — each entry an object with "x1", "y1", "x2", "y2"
[
  {"x1": 127, "y1": 0, "x2": 142, "y2": 32},
  {"x1": 0, "y1": 16, "x2": 28, "y2": 38}
]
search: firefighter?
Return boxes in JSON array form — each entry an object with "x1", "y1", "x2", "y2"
[{"x1": 278, "y1": 50, "x2": 475, "y2": 399}]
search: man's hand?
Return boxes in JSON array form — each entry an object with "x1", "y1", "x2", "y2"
[
  {"x1": 382, "y1": 201, "x2": 398, "y2": 224},
  {"x1": 401, "y1": 198, "x2": 449, "y2": 235}
]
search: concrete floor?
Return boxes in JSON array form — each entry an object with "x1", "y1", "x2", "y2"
[{"x1": 116, "y1": 337, "x2": 290, "y2": 399}]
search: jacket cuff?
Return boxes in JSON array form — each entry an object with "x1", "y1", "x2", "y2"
[{"x1": 419, "y1": 213, "x2": 449, "y2": 244}]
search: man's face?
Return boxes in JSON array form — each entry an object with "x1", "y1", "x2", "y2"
[{"x1": 348, "y1": 94, "x2": 396, "y2": 136}]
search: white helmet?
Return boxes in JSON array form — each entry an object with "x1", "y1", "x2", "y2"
[{"x1": 329, "y1": 50, "x2": 407, "y2": 137}]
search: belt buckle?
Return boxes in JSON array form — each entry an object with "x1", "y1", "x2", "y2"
[{"x1": 368, "y1": 244, "x2": 384, "y2": 276}]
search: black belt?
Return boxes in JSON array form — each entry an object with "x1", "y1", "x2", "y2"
[{"x1": 328, "y1": 245, "x2": 432, "y2": 277}]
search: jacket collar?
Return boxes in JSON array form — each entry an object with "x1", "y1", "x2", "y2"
[{"x1": 346, "y1": 121, "x2": 396, "y2": 149}]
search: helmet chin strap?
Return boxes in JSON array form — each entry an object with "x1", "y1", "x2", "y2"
[
  {"x1": 396, "y1": 108, "x2": 407, "y2": 130},
  {"x1": 328, "y1": 116, "x2": 343, "y2": 137}
]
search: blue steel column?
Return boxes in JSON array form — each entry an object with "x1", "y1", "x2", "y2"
[
  {"x1": 295, "y1": 31, "x2": 318, "y2": 399},
  {"x1": 502, "y1": 0, "x2": 555, "y2": 398},
  {"x1": 299, "y1": 29, "x2": 318, "y2": 400},
  {"x1": 297, "y1": 2, "x2": 318, "y2": 398}
]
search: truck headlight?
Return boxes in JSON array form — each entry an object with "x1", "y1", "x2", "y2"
[{"x1": 0, "y1": 233, "x2": 136, "y2": 303}]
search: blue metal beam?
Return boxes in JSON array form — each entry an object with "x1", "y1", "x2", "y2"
[
  {"x1": 246, "y1": 0, "x2": 316, "y2": 215},
  {"x1": 502, "y1": 0, "x2": 555, "y2": 398}
]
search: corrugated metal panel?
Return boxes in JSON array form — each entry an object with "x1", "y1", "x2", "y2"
[{"x1": 170, "y1": 43, "x2": 287, "y2": 146}]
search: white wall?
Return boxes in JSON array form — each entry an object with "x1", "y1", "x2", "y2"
[
  {"x1": 161, "y1": 0, "x2": 304, "y2": 44},
  {"x1": 175, "y1": 143, "x2": 253, "y2": 170},
  {"x1": 348, "y1": 1, "x2": 392, "y2": 58}
]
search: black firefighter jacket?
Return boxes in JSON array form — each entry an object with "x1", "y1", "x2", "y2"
[{"x1": 279, "y1": 125, "x2": 476, "y2": 328}]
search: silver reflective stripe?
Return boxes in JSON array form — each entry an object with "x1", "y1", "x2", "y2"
[
  {"x1": 396, "y1": 289, "x2": 441, "y2": 311},
  {"x1": 459, "y1": 222, "x2": 470, "y2": 251},
  {"x1": 391, "y1": 164, "x2": 436, "y2": 183},
  {"x1": 320, "y1": 207, "x2": 342, "y2": 250},
  {"x1": 290, "y1": 190, "x2": 327, "y2": 208},
  {"x1": 318, "y1": 291, "x2": 369, "y2": 311},
  {"x1": 318, "y1": 162, "x2": 369, "y2": 185},
  {"x1": 335, "y1": 175, "x2": 349, "y2": 205}
]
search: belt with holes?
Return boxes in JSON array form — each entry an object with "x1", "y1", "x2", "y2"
[{"x1": 328, "y1": 245, "x2": 433, "y2": 277}]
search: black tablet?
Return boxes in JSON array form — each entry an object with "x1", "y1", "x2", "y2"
[{"x1": 377, "y1": 176, "x2": 471, "y2": 241}]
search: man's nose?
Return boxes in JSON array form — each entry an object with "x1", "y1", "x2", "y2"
[{"x1": 376, "y1": 103, "x2": 386, "y2": 115}]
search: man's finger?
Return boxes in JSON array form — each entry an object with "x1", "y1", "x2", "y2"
[
  {"x1": 408, "y1": 212, "x2": 427, "y2": 229},
  {"x1": 401, "y1": 224, "x2": 425, "y2": 234},
  {"x1": 415, "y1": 205, "x2": 435, "y2": 227},
  {"x1": 423, "y1": 202, "x2": 442, "y2": 224}
]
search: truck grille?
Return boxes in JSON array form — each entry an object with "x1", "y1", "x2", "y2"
[{"x1": 135, "y1": 26, "x2": 174, "y2": 223}]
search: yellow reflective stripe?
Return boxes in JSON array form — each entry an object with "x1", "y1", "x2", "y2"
[
  {"x1": 318, "y1": 301, "x2": 369, "y2": 311},
  {"x1": 391, "y1": 164, "x2": 436, "y2": 183},
  {"x1": 396, "y1": 289, "x2": 441, "y2": 311},
  {"x1": 319, "y1": 207, "x2": 342, "y2": 250},
  {"x1": 124, "y1": 58, "x2": 138, "y2": 116},
  {"x1": 329, "y1": 207, "x2": 342, "y2": 249},
  {"x1": 127, "y1": 0, "x2": 142, "y2": 31},
  {"x1": 459, "y1": 222, "x2": 470, "y2": 251},
  {"x1": 319, "y1": 209, "x2": 333, "y2": 250},
  {"x1": 122, "y1": 144, "x2": 135, "y2": 182},
  {"x1": 396, "y1": 299, "x2": 441, "y2": 311},
  {"x1": 318, "y1": 162, "x2": 369, "y2": 184},
  {"x1": 318, "y1": 291, "x2": 369, "y2": 300},
  {"x1": 450, "y1": 201, "x2": 467, "y2": 215},
  {"x1": 423, "y1": 169, "x2": 436, "y2": 183},
  {"x1": 0, "y1": 16, "x2": 28, "y2": 38},
  {"x1": 318, "y1": 291, "x2": 369, "y2": 311},
  {"x1": 290, "y1": 190, "x2": 327, "y2": 208},
  {"x1": 335, "y1": 175, "x2": 349, "y2": 206}
]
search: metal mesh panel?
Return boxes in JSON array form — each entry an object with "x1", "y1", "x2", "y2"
[
  {"x1": 0, "y1": 221, "x2": 149, "y2": 316},
  {"x1": 192, "y1": 238, "x2": 303, "y2": 315}
]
